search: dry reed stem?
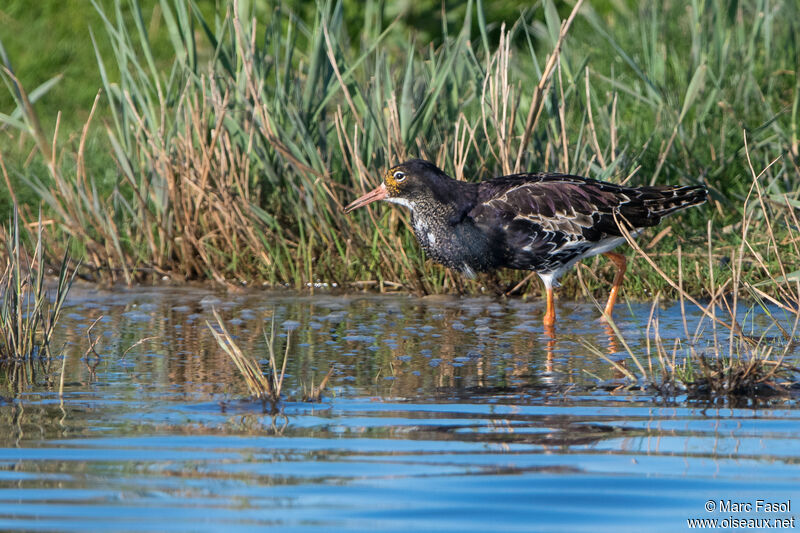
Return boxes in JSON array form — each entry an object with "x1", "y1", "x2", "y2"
[
  {"x1": 120, "y1": 336, "x2": 158, "y2": 360},
  {"x1": 322, "y1": 24, "x2": 366, "y2": 135},
  {"x1": 613, "y1": 210, "x2": 745, "y2": 339},
  {"x1": 0, "y1": 153, "x2": 21, "y2": 227},
  {"x1": 58, "y1": 349, "x2": 67, "y2": 398},
  {"x1": 514, "y1": 0, "x2": 586, "y2": 172},
  {"x1": 208, "y1": 308, "x2": 275, "y2": 400},
  {"x1": 584, "y1": 66, "x2": 606, "y2": 170},
  {"x1": 303, "y1": 366, "x2": 335, "y2": 402},
  {"x1": 593, "y1": 138, "x2": 800, "y2": 394},
  {"x1": 83, "y1": 316, "x2": 103, "y2": 361},
  {"x1": 557, "y1": 63, "x2": 569, "y2": 171},
  {"x1": 0, "y1": 66, "x2": 54, "y2": 168},
  {"x1": 743, "y1": 134, "x2": 797, "y2": 308}
]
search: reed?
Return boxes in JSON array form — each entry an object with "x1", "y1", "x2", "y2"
[
  {"x1": 302, "y1": 365, "x2": 336, "y2": 403},
  {"x1": 0, "y1": 208, "x2": 77, "y2": 362},
  {"x1": 207, "y1": 309, "x2": 336, "y2": 405},
  {"x1": 207, "y1": 308, "x2": 289, "y2": 406}
]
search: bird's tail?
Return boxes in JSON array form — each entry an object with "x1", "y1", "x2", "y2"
[{"x1": 642, "y1": 185, "x2": 708, "y2": 218}]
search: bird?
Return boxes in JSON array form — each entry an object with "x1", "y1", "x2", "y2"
[{"x1": 344, "y1": 159, "x2": 707, "y2": 328}]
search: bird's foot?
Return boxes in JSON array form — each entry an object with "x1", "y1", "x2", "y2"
[{"x1": 595, "y1": 313, "x2": 614, "y2": 324}]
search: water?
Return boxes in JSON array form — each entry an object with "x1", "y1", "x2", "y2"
[{"x1": 1, "y1": 285, "x2": 798, "y2": 531}]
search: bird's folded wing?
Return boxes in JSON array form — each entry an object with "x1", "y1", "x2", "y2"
[{"x1": 469, "y1": 174, "x2": 650, "y2": 241}]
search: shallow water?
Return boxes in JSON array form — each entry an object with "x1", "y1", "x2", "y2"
[{"x1": 1, "y1": 285, "x2": 798, "y2": 531}]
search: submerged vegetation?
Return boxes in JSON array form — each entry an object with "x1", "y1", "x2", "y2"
[
  {"x1": 208, "y1": 308, "x2": 333, "y2": 406},
  {"x1": 208, "y1": 309, "x2": 290, "y2": 405},
  {"x1": 0, "y1": 0, "x2": 795, "y2": 301}
]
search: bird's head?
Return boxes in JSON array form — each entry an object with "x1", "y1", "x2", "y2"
[{"x1": 344, "y1": 159, "x2": 449, "y2": 213}]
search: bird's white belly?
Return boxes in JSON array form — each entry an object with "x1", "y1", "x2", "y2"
[
  {"x1": 536, "y1": 234, "x2": 635, "y2": 289},
  {"x1": 582, "y1": 236, "x2": 628, "y2": 258}
]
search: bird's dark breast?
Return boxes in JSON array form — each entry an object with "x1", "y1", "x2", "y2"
[
  {"x1": 409, "y1": 213, "x2": 504, "y2": 273},
  {"x1": 413, "y1": 212, "x2": 593, "y2": 275}
]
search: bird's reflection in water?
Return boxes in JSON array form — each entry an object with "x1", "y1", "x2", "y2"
[
  {"x1": 603, "y1": 322, "x2": 620, "y2": 354},
  {"x1": 543, "y1": 323, "x2": 556, "y2": 374},
  {"x1": 541, "y1": 320, "x2": 620, "y2": 375}
]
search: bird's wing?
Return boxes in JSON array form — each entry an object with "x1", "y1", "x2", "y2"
[
  {"x1": 465, "y1": 174, "x2": 679, "y2": 271},
  {"x1": 466, "y1": 173, "x2": 705, "y2": 272}
]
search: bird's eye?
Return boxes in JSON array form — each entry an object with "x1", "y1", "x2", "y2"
[{"x1": 393, "y1": 171, "x2": 406, "y2": 182}]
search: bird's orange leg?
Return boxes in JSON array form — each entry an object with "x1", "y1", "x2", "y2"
[
  {"x1": 543, "y1": 286, "x2": 556, "y2": 328},
  {"x1": 602, "y1": 252, "x2": 627, "y2": 319}
]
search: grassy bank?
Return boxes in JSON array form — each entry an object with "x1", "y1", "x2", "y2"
[{"x1": 0, "y1": 0, "x2": 798, "y2": 303}]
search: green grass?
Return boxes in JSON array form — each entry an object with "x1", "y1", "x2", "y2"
[{"x1": 0, "y1": 0, "x2": 798, "y2": 305}]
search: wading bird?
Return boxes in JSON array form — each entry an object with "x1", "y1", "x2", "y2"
[{"x1": 344, "y1": 159, "x2": 707, "y2": 329}]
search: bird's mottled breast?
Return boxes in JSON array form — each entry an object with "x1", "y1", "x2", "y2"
[{"x1": 409, "y1": 212, "x2": 500, "y2": 274}]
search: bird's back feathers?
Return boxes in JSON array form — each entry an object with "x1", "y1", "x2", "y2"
[
  {"x1": 465, "y1": 173, "x2": 707, "y2": 273},
  {"x1": 470, "y1": 173, "x2": 706, "y2": 239}
]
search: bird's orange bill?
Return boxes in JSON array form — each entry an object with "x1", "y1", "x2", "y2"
[{"x1": 344, "y1": 183, "x2": 387, "y2": 213}]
